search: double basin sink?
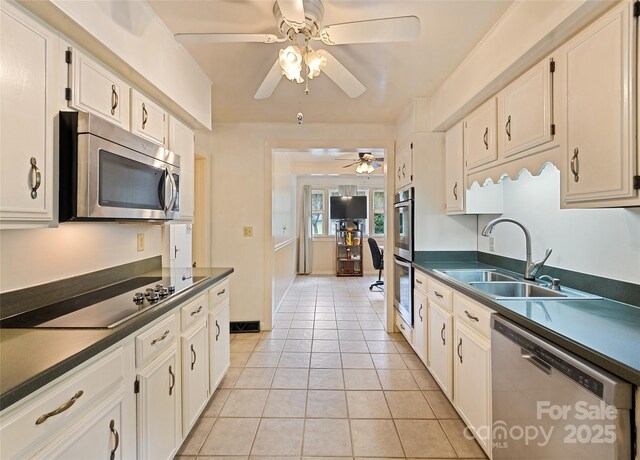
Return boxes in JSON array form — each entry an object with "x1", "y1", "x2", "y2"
[{"x1": 434, "y1": 269, "x2": 601, "y2": 301}]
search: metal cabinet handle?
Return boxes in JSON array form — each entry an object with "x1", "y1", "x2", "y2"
[
  {"x1": 505, "y1": 115, "x2": 511, "y2": 141},
  {"x1": 453, "y1": 181, "x2": 458, "y2": 201},
  {"x1": 216, "y1": 320, "x2": 220, "y2": 341},
  {"x1": 109, "y1": 419, "x2": 120, "y2": 460},
  {"x1": 570, "y1": 148, "x2": 580, "y2": 182},
  {"x1": 110, "y1": 85, "x2": 118, "y2": 115},
  {"x1": 415, "y1": 279, "x2": 422, "y2": 285},
  {"x1": 440, "y1": 323, "x2": 446, "y2": 345},
  {"x1": 190, "y1": 306, "x2": 203, "y2": 316},
  {"x1": 190, "y1": 344, "x2": 197, "y2": 370},
  {"x1": 397, "y1": 167, "x2": 401, "y2": 181},
  {"x1": 30, "y1": 157, "x2": 41, "y2": 199},
  {"x1": 457, "y1": 338, "x2": 463, "y2": 363},
  {"x1": 434, "y1": 291, "x2": 444, "y2": 299},
  {"x1": 151, "y1": 329, "x2": 170, "y2": 345},
  {"x1": 400, "y1": 323, "x2": 405, "y2": 331},
  {"x1": 418, "y1": 305, "x2": 423, "y2": 321},
  {"x1": 217, "y1": 288, "x2": 226, "y2": 296},
  {"x1": 169, "y1": 365, "x2": 175, "y2": 396},
  {"x1": 464, "y1": 310, "x2": 479, "y2": 322},
  {"x1": 483, "y1": 127, "x2": 489, "y2": 149},
  {"x1": 35, "y1": 390, "x2": 84, "y2": 425},
  {"x1": 402, "y1": 164, "x2": 406, "y2": 178},
  {"x1": 142, "y1": 103, "x2": 148, "y2": 129}
]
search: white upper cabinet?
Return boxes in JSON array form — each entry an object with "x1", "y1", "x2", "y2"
[
  {"x1": 562, "y1": 2, "x2": 638, "y2": 206},
  {"x1": 395, "y1": 141, "x2": 413, "y2": 191},
  {"x1": 169, "y1": 116, "x2": 195, "y2": 221},
  {"x1": 464, "y1": 98, "x2": 497, "y2": 170},
  {"x1": 445, "y1": 122, "x2": 465, "y2": 214},
  {"x1": 0, "y1": 2, "x2": 56, "y2": 227},
  {"x1": 499, "y1": 58, "x2": 555, "y2": 158},
  {"x1": 131, "y1": 89, "x2": 168, "y2": 146},
  {"x1": 67, "y1": 48, "x2": 130, "y2": 128}
]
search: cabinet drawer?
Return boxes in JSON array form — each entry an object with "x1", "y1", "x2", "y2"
[
  {"x1": 454, "y1": 295, "x2": 492, "y2": 339},
  {"x1": 427, "y1": 278, "x2": 453, "y2": 310},
  {"x1": 131, "y1": 89, "x2": 167, "y2": 145},
  {"x1": 414, "y1": 270, "x2": 428, "y2": 294},
  {"x1": 181, "y1": 293, "x2": 208, "y2": 331},
  {"x1": 0, "y1": 348, "x2": 124, "y2": 460},
  {"x1": 135, "y1": 314, "x2": 178, "y2": 367},
  {"x1": 209, "y1": 279, "x2": 229, "y2": 310},
  {"x1": 395, "y1": 312, "x2": 413, "y2": 344}
]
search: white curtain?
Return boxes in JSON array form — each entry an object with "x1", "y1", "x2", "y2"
[
  {"x1": 338, "y1": 185, "x2": 357, "y2": 196},
  {"x1": 298, "y1": 185, "x2": 313, "y2": 274}
]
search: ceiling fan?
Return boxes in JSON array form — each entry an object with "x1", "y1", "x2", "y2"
[
  {"x1": 175, "y1": 0, "x2": 420, "y2": 99},
  {"x1": 337, "y1": 152, "x2": 384, "y2": 174}
]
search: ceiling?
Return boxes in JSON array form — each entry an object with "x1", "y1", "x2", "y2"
[
  {"x1": 149, "y1": 0, "x2": 512, "y2": 124},
  {"x1": 275, "y1": 148, "x2": 385, "y2": 175}
]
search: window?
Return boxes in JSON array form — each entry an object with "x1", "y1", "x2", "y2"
[
  {"x1": 311, "y1": 189, "x2": 325, "y2": 236},
  {"x1": 328, "y1": 189, "x2": 340, "y2": 235},
  {"x1": 372, "y1": 190, "x2": 385, "y2": 235}
]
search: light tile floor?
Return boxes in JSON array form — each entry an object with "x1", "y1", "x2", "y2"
[{"x1": 175, "y1": 275, "x2": 487, "y2": 459}]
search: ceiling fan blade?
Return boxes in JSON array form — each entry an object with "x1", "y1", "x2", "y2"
[
  {"x1": 371, "y1": 162, "x2": 382, "y2": 168},
  {"x1": 255, "y1": 60, "x2": 283, "y2": 100},
  {"x1": 277, "y1": 0, "x2": 306, "y2": 31},
  {"x1": 175, "y1": 33, "x2": 282, "y2": 44},
  {"x1": 320, "y1": 16, "x2": 420, "y2": 45},
  {"x1": 342, "y1": 162, "x2": 359, "y2": 168},
  {"x1": 317, "y1": 50, "x2": 365, "y2": 98}
]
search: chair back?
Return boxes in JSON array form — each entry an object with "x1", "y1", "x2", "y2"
[{"x1": 368, "y1": 237, "x2": 383, "y2": 270}]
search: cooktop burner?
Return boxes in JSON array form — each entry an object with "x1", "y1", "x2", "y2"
[{"x1": 0, "y1": 275, "x2": 207, "y2": 329}]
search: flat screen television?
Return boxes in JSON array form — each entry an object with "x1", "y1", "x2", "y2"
[{"x1": 330, "y1": 196, "x2": 367, "y2": 220}]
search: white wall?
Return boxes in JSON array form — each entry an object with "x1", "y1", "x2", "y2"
[
  {"x1": 0, "y1": 222, "x2": 162, "y2": 292},
  {"x1": 477, "y1": 165, "x2": 640, "y2": 284},
  {"x1": 205, "y1": 122, "x2": 394, "y2": 324}
]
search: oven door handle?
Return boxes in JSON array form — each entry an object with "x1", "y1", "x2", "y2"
[
  {"x1": 394, "y1": 201, "x2": 411, "y2": 209},
  {"x1": 393, "y1": 257, "x2": 412, "y2": 269}
]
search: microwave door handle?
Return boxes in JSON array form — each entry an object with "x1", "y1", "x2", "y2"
[
  {"x1": 163, "y1": 169, "x2": 172, "y2": 212},
  {"x1": 169, "y1": 172, "x2": 178, "y2": 211},
  {"x1": 165, "y1": 169, "x2": 177, "y2": 213}
]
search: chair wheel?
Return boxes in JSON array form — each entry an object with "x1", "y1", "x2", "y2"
[{"x1": 369, "y1": 286, "x2": 373, "y2": 291}]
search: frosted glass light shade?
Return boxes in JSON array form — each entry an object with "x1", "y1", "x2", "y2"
[
  {"x1": 279, "y1": 45, "x2": 303, "y2": 83},
  {"x1": 305, "y1": 49, "x2": 327, "y2": 79}
]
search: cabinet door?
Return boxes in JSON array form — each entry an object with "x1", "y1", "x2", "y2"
[
  {"x1": 427, "y1": 301, "x2": 452, "y2": 400},
  {"x1": 34, "y1": 390, "x2": 125, "y2": 460},
  {"x1": 412, "y1": 290, "x2": 427, "y2": 362},
  {"x1": 68, "y1": 48, "x2": 130, "y2": 128},
  {"x1": 395, "y1": 142, "x2": 412, "y2": 190},
  {"x1": 137, "y1": 345, "x2": 180, "y2": 460},
  {"x1": 131, "y1": 89, "x2": 167, "y2": 145},
  {"x1": 209, "y1": 303, "x2": 230, "y2": 393},
  {"x1": 445, "y1": 123, "x2": 464, "y2": 214},
  {"x1": 169, "y1": 117, "x2": 195, "y2": 220},
  {"x1": 563, "y1": 2, "x2": 636, "y2": 204},
  {"x1": 464, "y1": 98, "x2": 497, "y2": 170},
  {"x1": 182, "y1": 320, "x2": 209, "y2": 434},
  {"x1": 500, "y1": 59, "x2": 554, "y2": 158},
  {"x1": 454, "y1": 322, "x2": 491, "y2": 454},
  {"x1": 0, "y1": 3, "x2": 55, "y2": 226}
]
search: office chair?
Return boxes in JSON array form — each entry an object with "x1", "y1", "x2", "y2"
[{"x1": 368, "y1": 237, "x2": 384, "y2": 291}]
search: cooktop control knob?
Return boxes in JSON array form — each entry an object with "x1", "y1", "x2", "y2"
[
  {"x1": 167, "y1": 285, "x2": 176, "y2": 293},
  {"x1": 158, "y1": 288, "x2": 169, "y2": 297},
  {"x1": 145, "y1": 288, "x2": 155, "y2": 295},
  {"x1": 133, "y1": 292, "x2": 145, "y2": 303},
  {"x1": 155, "y1": 284, "x2": 164, "y2": 291},
  {"x1": 147, "y1": 292, "x2": 159, "y2": 302}
]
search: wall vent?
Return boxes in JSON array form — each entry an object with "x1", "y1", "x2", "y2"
[{"x1": 230, "y1": 321, "x2": 261, "y2": 334}]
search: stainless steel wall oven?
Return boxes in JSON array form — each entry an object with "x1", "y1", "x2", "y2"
[{"x1": 393, "y1": 187, "x2": 414, "y2": 325}]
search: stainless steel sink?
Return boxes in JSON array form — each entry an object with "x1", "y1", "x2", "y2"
[
  {"x1": 438, "y1": 270, "x2": 517, "y2": 283},
  {"x1": 469, "y1": 282, "x2": 566, "y2": 299}
]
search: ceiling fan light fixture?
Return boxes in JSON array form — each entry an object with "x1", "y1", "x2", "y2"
[
  {"x1": 279, "y1": 45, "x2": 304, "y2": 83},
  {"x1": 304, "y1": 48, "x2": 327, "y2": 79}
]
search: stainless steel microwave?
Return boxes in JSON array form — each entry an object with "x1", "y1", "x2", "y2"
[{"x1": 59, "y1": 111, "x2": 180, "y2": 222}]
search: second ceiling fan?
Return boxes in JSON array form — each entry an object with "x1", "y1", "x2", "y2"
[{"x1": 175, "y1": 0, "x2": 420, "y2": 99}]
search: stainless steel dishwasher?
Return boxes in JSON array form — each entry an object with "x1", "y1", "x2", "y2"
[{"x1": 491, "y1": 315, "x2": 633, "y2": 459}]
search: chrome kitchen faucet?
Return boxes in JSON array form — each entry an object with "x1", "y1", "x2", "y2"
[{"x1": 481, "y1": 218, "x2": 552, "y2": 280}]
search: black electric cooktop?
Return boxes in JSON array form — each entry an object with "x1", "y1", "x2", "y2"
[{"x1": 0, "y1": 275, "x2": 207, "y2": 329}]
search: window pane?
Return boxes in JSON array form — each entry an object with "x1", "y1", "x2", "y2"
[
  {"x1": 311, "y1": 191, "x2": 324, "y2": 211},
  {"x1": 373, "y1": 191, "x2": 385, "y2": 210},
  {"x1": 356, "y1": 190, "x2": 366, "y2": 196},
  {"x1": 312, "y1": 212, "x2": 324, "y2": 235},
  {"x1": 374, "y1": 212, "x2": 384, "y2": 234}
]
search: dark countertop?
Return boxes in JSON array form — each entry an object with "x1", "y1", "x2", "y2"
[
  {"x1": 414, "y1": 261, "x2": 640, "y2": 386},
  {"x1": 0, "y1": 267, "x2": 233, "y2": 410}
]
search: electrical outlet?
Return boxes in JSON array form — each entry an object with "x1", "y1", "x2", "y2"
[
  {"x1": 136, "y1": 233, "x2": 145, "y2": 252},
  {"x1": 489, "y1": 236, "x2": 495, "y2": 252},
  {"x1": 243, "y1": 226, "x2": 253, "y2": 237}
]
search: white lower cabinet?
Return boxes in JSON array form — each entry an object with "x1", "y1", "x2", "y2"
[
  {"x1": 427, "y1": 300, "x2": 453, "y2": 400},
  {"x1": 136, "y1": 345, "x2": 181, "y2": 460},
  {"x1": 454, "y1": 321, "x2": 491, "y2": 455},
  {"x1": 412, "y1": 290, "x2": 427, "y2": 362},
  {"x1": 182, "y1": 319, "x2": 209, "y2": 434},
  {"x1": 209, "y1": 302, "x2": 231, "y2": 392}
]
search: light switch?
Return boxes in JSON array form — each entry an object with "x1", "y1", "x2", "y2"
[
  {"x1": 137, "y1": 233, "x2": 145, "y2": 252},
  {"x1": 243, "y1": 226, "x2": 253, "y2": 237}
]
